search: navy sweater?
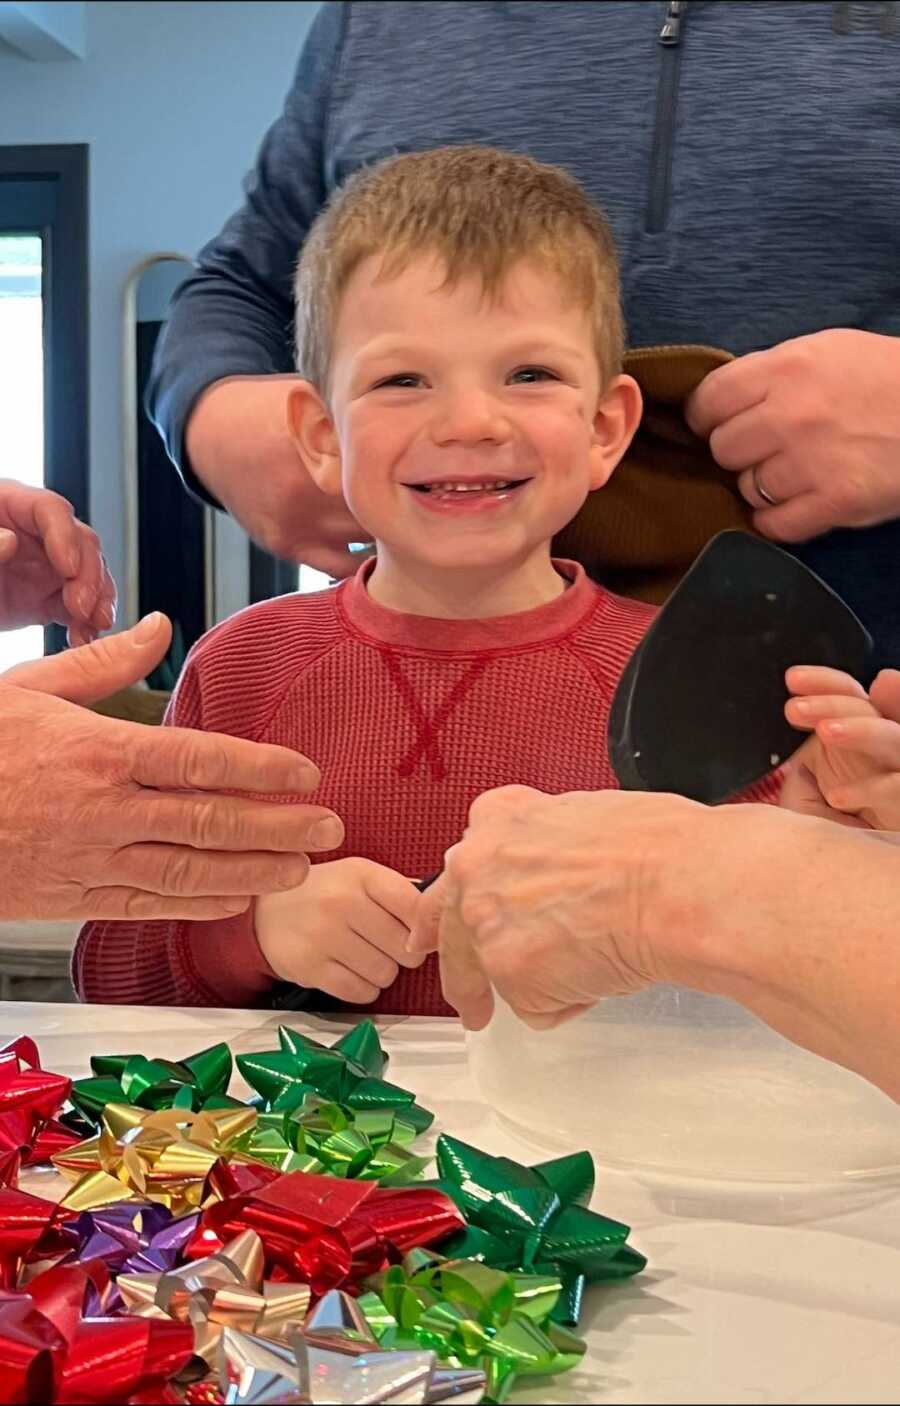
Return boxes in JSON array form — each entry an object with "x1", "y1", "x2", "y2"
[{"x1": 149, "y1": 0, "x2": 900, "y2": 668}]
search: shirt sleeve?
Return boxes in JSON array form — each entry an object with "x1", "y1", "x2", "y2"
[
  {"x1": 72, "y1": 659, "x2": 279, "y2": 1007},
  {"x1": 733, "y1": 768, "x2": 783, "y2": 805},
  {"x1": 145, "y1": 1, "x2": 348, "y2": 506}
]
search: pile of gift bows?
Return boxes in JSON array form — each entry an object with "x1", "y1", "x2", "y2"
[{"x1": 0, "y1": 1022, "x2": 645, "y2": 1404}]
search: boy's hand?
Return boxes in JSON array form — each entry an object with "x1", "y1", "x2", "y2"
[
  {"x1": 254, "y1": 857, "x2": 426, "y2": 1003},
  {"x1": 780, "y1": 665, "x2": 900, "y2": 829}
]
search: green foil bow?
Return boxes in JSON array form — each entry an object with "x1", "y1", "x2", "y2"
[
  {"x1": 231, "y1": 1099, "x2": 431, "y2": 1184},
  {"x1": 236, "y1": 1022, "x2": 433, "y2": 1134},
  {"x1": 424, "y1": 1135, "x2": 646, "y2": 1324},
  {"x1": 69, "y1": 1043, "x2": 235, "y2": 1125},
  {"x1": 359, "y1": 1248, "x2": 586, "y2": 1403}
]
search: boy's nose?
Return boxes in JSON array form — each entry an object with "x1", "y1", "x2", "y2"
[{"x1": 430, "y1": 390, "x2": 511, "y2": 446}]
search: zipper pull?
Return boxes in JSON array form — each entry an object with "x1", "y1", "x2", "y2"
[{"x1": 659, "y1": 0, "x2": 685, "y2": 46}]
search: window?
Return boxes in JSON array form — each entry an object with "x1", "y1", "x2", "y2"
[
  {"x1": 0, "y1": 235, "x2": 43, "y2": 670},
  {"x1": 0, "y1": 145, "x2": 88, "y2": 668}
]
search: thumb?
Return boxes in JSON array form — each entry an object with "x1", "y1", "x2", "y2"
[
  {"x1": 869, "y1": 669, "x2": 900, "y2": 727},
  {"x1": 0, "y1": 528, "x2": 18, "y2": 564},
  {"x1": 2, "y1": 612, "x2": 173, "y2": 704}
]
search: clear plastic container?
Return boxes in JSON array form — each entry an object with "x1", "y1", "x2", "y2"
[{"x1": 467, "y1": 987, "x2": 900, "y2": 1192}]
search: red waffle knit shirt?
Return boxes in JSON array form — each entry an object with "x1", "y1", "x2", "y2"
[{"x1": 74, "y1": 560, "x2": 780, "y2": 1014}]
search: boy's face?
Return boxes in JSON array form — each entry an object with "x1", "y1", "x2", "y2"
[{"x1": 295, "y1": 252, "x2": 637, "y2": 578}]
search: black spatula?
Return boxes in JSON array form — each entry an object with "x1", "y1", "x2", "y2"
[{"x1": 607, "y1": 530, "x2": 873, "y2": 803}]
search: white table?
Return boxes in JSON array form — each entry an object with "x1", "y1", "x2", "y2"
[{"x1": 6, "y1": 1001, "x2": 900, "y2": 1405}]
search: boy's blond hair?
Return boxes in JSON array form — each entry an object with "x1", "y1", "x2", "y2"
[{"x1": 294, "y1": 144, "x2": 624, "y2": 394}]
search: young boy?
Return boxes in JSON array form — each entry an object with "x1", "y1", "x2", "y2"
[{"x1": 74, "y1": 147, "x2": 895, "y2": 1015}]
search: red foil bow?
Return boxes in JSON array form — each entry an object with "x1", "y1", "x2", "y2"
[
  {"x1": 0, "y1": 1186, "x2": 78, "y2": 1291},
  {"x1": 0, "y1": 1038, "x2": 79, "y2": 1188},
  {"x1": 0, "y1": 1259, "x2": 194, "y2": 1404},
  {"x1": 186, "y1": 1167, "x2": 465, "y2": 1297}
]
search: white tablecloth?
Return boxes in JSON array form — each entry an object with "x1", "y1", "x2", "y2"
[{"x1": 5, "y1": 1001, "x2": 899, "y2": 1405}]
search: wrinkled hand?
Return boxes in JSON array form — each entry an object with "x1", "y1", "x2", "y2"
[
  {"x1": 685, "y1": 330, "x2": 900, "y2": 542},
  {"x1": 255, "y1": 856, "x2": 425, "y2": 1003},
  {"x1": 781, "y1": 665, "x2": 900, "y2": 830},
  {"x1": 0, "y1": 480, "x2": 116, "y2": 643},
  {"x1": 0, "y1": 613, "x2": 344, "y2": 921},
  {"x1": 186, "y1": 376, "x2": 367, "y2": 576},
  {"x1": 409, "y1": 786, "x2": 683, "y2": 1029}
]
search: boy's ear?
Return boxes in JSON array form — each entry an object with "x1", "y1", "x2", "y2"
[
  {"x1": 286, "y1": 382, "x2": 342, "y2": 495},
  {"x1": 588, "y1": 374, "x2": 644, "y2": 490}
]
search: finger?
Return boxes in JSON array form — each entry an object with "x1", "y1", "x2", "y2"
[
  {"x1": 316, "y1": 961, "x2": 381, "y2": 1005},
  {"x1": 751, "y1": 493, "x2": 844, "y2": 545},
  {"x1": 785, "y1": 694, "x2": 877, "y2": 730},
  {"x1": 408, "y1": 873, "x2": 448, "y2": 954},
  {"x1": 127, "y1": 723, "x2": 325, "y2": 797},
  {"x1": 683, "y1": 352, "x2": 770, "y2": 438},
  {"x1": 117, "y1": 791, "x2": 342, "y2": 855},
  {"x1": 438, "y1": 904, "x2": 495, "y2": 1031},
  {"x1": 61, "y1": 527, "x2": 105, "y2": 620},
  {"x1": 352, "y1": 903, "x2": 424, "y2": 967},
  {"x1": 363, "y1": 866, "x2": 422, "y2": 928},
  {"x1": 708, "y1": 408, "x2": 782, "y2": 474},
  {"x1": 74, "y1": 887, "x2": 252, "y2": 922},
  {"x1": 824, "y1": 772, "x2": 900, "y2": 828},
  {"x1": 89, "y1": 565, "x2": 117, "y2": 632},
  {"x1": 0, "y1": 527, "x2": 17, "y2": 563},
  {"x1": 869, "y1": 670, "x2": 900, "y2": 726},
  {"x1": 4, "y1": 613, "x2": 173, "y2": 700},
  {"x1": 815, "y1": 715, "x2": 900, "y2": 767},
  {"x1": 331, "y1": 929, "x2": 399, "y2": 989},
  {"x1": 785, "y1": 666, "x2": 868, "y2": 699},
  {"x1": 512, "y1": 1002, "x2": 594, "y2": 1031},
  {"x1": 22, "y1": 490, "x2": 82, "y2": 578},
  {"x1": 109, "y1": 844, "x2": 311, "y2": 897},
  {"x1": 66, "y1": 623, "x2": 98, "y2": 649}
]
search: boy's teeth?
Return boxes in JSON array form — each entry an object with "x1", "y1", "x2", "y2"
[{"x1": 429, "y1": 481, "x2": 510, "y2": 492}]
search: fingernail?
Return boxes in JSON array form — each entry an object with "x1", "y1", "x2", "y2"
[
  {"x1": 792, "y1": 699, "x2": 811, "y2": 714},
  {"x1": 223, "y1": 896, "x2": 249, "y2": 913},
  {"x1": 134, "y1": 612, "x2": 164, "y2": 642},
  {"x1": 99, "y1": 603, "x2": 115, "y2": 630},
  {"x1": 310, "y1": 816, "x2": 344, "y2": 848},
  {"x1": 289, "y1": 760, "x2": 321, "y2": 790},
  {"x1": 821, "y1": 720, "x2": 845, "y2": 736}
]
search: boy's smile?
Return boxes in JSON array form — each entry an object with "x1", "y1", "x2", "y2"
[{"x1": 291, "y1": 252, "x2": 641, "y2": 617}]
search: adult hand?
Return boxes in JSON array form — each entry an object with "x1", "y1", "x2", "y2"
[
  {"x1": 684, "y1": 330, "x2": 900, "y2": 543},
  {"x1": 0, "y1": 480, "x2": 117, "y2": 644},
  {"x1": 0, "y1": 612, "x2": 344, "y2": 921},
  {"x1": 186, "y1": 375, "x2": 367, "y2": 576},
  {"x1": 410, "y1": 786, "x2": 681, "y2": 1031},
  {"x1": 409, "y1": 786, "x2": 900, "y2": 1102}
]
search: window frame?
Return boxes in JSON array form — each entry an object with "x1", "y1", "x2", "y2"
[{"x1": 0, "y1": 144, "x2": 89, "y2": 653}]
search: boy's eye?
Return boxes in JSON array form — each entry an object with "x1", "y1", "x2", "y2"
[
  {"x1": 509, "y1": 366, "x2": 559, "y2": 384},
  {"x1": 373, "y1": 373, "x2": 423, "y2": 390}
]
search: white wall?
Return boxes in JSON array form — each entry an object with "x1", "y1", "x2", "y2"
[{"x1": 0, "y1": 0, "x2": 322, "y2": 619}]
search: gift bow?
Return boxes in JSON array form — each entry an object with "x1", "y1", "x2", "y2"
[
  {"x1": 428, "y1": 1136, "x2": 646, "y2": 1324},
  {"x1": 0, "y1": 1037, "x2": 79, "y2": 1188},
  {"x1": 69, "y1": 1044, "x2": 234, "y2": 1127},
  {"x1": 52, "y1": 1104, "x2": 260, "y2": 1216},
  {"x1": 0, "y1": 1185, "x2": 77, "y2": 1291},
  {"x1": 0, "y1": 1259, "x2": 193, "y2": 1404},
  {"x1": 119, "y1": 1227, "x2": 310, "y2": 1369},
  {"x1": 236, "y1": 1022, "x2": 433, "y2": 1133},
  {"x1": 359, "y1": 1248, "x2": 586, "y2": 1403},
  {"x1": 187, "y1": 1167, "x2": 466, "y2": 1298},
  {"x1": 218, "y1": 1286, "x2": 485, "y2": 1405},
  {"x1": 53, "y1": 1095, "x2": 429, "y2": 1219}
]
